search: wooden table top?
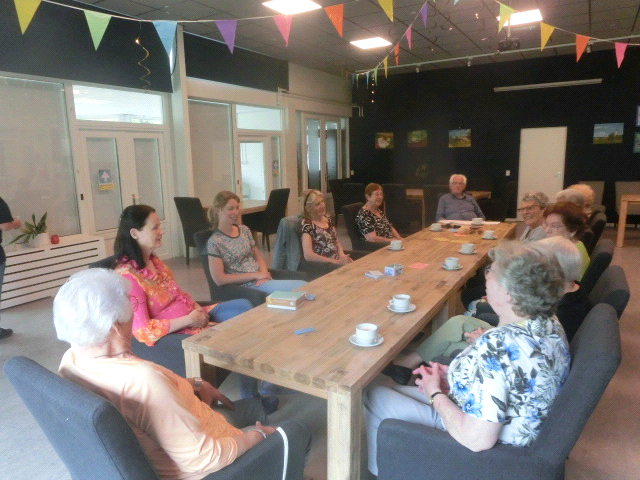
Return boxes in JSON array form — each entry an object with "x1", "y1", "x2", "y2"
[{"x1": 183, "y1": 222, "x2": 516, "y2": 398}]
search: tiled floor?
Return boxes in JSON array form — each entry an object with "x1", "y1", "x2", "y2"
[{"x1": 1, "y1": 225, "x2": 639, "y2": 479}]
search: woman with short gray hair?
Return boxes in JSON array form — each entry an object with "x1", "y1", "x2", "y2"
[{"x1": 518, "y1": 191, "x2": 549, "y2": 242}]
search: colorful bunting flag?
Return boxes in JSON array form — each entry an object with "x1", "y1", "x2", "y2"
[
  {"x1": 498, "y1": 3, "x2": 514, "y2": 32},
  {"x1": 540, "y1": 23, "x2": 554, "y2": 50},
  {"x1": 394, "y1": 44, "x2": 400, "y2": 66},
  {"x1": 273, "y1": 15, "x2": 293, "y2": 46},
  {"x1": 13, "y1": 0, "x2": 41, "y2": 34},
  {"x1": 324, "y1": 4, "x2": 343, "y2": 37},
  {"x1": 378, "y1": 0, "x2": 394, "y2": 22},
  {"x1": 406, "y1": 25, "x2": 412, "y2": 50},
  {"x1": 383, "y1": 57, "x2": 388, "y2": 78},
  {"x1": 215, "y1": 20, "x2": 237, "y2": 53},
  {"x1": 152, "y1": 21, "x2": 177, "y2": 56},
  {"x1": 575, "y1": 34, "x2": 589, "y2": 62},
  {"x1": 420, "y1": 2, "x2": 427, "y2": 27},
  {"x1": 615, "y1": 42, "x2": 627, "y2": 68},
  {"x1": 84, "y1": 11, "x2": 111, "y2": 50}
]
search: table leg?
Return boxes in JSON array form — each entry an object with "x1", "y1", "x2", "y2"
[
  {"x1": 616, "y1": 200, "x2": 629, "y2": 248},
  {"x1": 327, "y1": 388, "x2": 362, "y2": 480},
  {"x1": 184, "y1": 349, "x2": 203, "y2": 378}
]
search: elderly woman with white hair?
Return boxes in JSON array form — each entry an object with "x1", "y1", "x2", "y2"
[
  {"x1": 55, "y1": 268, "x2": 279, "y2": 480},
  {"x1": 518, "y1": 191, "x2": 549, "y2": 242},
  {"x1": 364, "y1": 241, "x2": 570, "y2": 476}
]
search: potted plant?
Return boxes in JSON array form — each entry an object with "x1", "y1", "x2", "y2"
[{"x1": 10, "y1": 212, "x2": 49, "y2": 247}]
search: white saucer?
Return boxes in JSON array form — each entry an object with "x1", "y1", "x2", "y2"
[
  {"x1": 349, "y1": 334, "x2": 384, "y2": 347},
  {"x1": 429, "y1": 228, "x2": 443, "y2": 232},
  {"x1": 441, "y1": 263, "x2": 463, "y2": 271},
  {"x1": 387, "y1": 303, "x2": 417, "y2": 313},
  {"x1": 388, "y1": 246, "x2": 405, "y2": 251},
  {"x1": 483, "y1": 236, "x2": 497, "y2": 240},
  {"x1": 458, "y1": 249, "x2": 477, "y2": 255}
]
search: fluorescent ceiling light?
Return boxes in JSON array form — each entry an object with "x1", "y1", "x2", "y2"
[
  {"x1": 498, "y1": 9, "x2": 542, "y2": 27},
  {"x1": 262, "y1": 0, "x2": 321, "y2": 15},
  {"x1": 493, "y1": 78, "x2": 602, "y2": 92},
  {"x1": 350, "y1": 37, "x2": 392, "y2": 49}
]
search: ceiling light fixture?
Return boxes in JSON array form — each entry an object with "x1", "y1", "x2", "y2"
[
  {"x1": 494, "y1": 78, "x2": 602, "y2": 92},
  {"x1": 262, "y1": 0, "x2": 321, "y2": 15},
  {"x1": 497, "y1": 9, "x2": 542, "y2": 27},
  {"x1": 350, "y1": 37, "x2": 392, "y2": 49}
]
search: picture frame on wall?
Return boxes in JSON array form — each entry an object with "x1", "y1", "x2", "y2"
[
  {"x1": 407, "y1": 130, "x2": 427, "y2": 148},
  {"x1": 636, "y1": 106, "x2": 640, "y2": 127},
  {"x1": 375, "y1": 132, "x2": 394, "y2": 149},
  {"x1": 593, "y1": 123, "x2": 624, "y2": 144},
  {"x1": 448, "y1": 129, "x2": 471, "y2": 148},
  {"x1": 633, "y1": 133, "x2": 640, "y2": 153}
]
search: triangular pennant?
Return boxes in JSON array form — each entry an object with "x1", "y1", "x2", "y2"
[
  {"x1": 378, "y1": 0, "x2": 394, "y2": 22},
  {"x1": 13, "y1": 0, "x2": 41, "y2": 34},
  {"x1": 84, "y1": 10, "x2": 112, "y2": 50},
  {"x1": 615, "y1": 42, "x2": 627, "y2": 68},
  {"x1": 152, "y1": 21, "x2": 177, "y2": 56},
  {"x1": 324, "y1": 4, "x2": 343, "y2": 37},
  {"x1": 539, "y1": 22, "x2": 554, "y2": 50},
  {"x1": 394, "y1": 43, "x2": 400, "y2": 66},
  {"x1": 420, "y1": 2, "x2": 427, "y2": 27},
  {"x1": 575, "y1": 34, "x2": 589, "y2": 62},
  {"x1": 215, "y1": 20, "x2": 237, "y2": 53},
  {"x1": 273, "y1": 15, "x2": 293, "y2": 46},
  {"x1": 406, "y1": 25, "x2": 412, "y2": 49},
  {"x1": 498, "y1": 3, "x2": 514, "y2": 32},
  {"x1": 383, "y1": 57, "x2": 388, "y2": 78}
]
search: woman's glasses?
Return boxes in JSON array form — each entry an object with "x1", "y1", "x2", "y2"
[{"x1": 517, "y1": 205, "x2": 540, "y2": 213}]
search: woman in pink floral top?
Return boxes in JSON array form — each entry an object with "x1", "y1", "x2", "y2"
[{"x1": 114, "y1": 205, "x2": 252, "y2": 347}]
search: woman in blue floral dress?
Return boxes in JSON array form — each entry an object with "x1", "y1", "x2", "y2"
[{"x1": 364, "y1": 241, "x2": 571, "y2": 476}]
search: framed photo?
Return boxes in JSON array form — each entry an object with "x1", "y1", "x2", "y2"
[
  {"x1": 449, "y1": 129, "x2": 471, "y2": 148},
  {"x1": 375, "y1": 132, "x2": 394, "y2": 149},
  {"x1": 407, "y1": 130, "x2": 427, "y2": 148},
  {"x1": 593, "y1": 123, "x2": 623, "y2": 144},
  {"x1": 633, "y1": 133, "x2": 640, "y2": 153},
  {"x1": 636, "y1": 106, "x2": 640, "y2": 127}
]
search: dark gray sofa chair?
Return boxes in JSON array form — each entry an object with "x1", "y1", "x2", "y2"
[
  {"x1": 376, "y1": 303, "x2": 621, "y2": 480},
  {"x1": 580, "y1": 238, "x2": 614, "y2": 296},
  {"x1": 588, "y1": 265, "x2": 630, "y2": 318},
  {"x1": 4, "y1": 356, "x2": 311, "y2": 480}
]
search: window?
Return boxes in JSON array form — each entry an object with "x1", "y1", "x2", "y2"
[
  {"x1": 73, "y1": 85, "x2": 164, "y2": 124},
  {"x1": 236, "y1": 105, "x2": 282, "y2": 131}
]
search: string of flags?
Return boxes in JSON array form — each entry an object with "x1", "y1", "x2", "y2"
[{"x1": 12, "y1": 0, "x2": 639, "y2": 85}]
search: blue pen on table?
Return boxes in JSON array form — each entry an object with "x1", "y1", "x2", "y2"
[{"x1": 294, "y1": 327, "x2": 316, "y2": 335}]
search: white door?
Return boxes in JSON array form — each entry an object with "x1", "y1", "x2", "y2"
[
  {"x1": 79, "y1": 130, "x2": 170, "y2": 257},
  {"x1": 517, "y1": 127, "x2": 567, "y2": 217},
  {"x1": 238, "y1": 135, "x2": 282, "y2": 201}
]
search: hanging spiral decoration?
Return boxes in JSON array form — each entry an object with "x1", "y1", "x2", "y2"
[{"x1": 135, "y1": 24, "x2": 151, "y2": 89}]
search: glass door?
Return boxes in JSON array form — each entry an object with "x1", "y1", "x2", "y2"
[
  {"x1": 79, "y1": 129, "x2": 168, "y2": 256},
  {"x1": 303, "y1": 115, "x2": 345, "y2": 194}
]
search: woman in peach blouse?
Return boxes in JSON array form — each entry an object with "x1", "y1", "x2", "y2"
[{"x1": 114, "y1": 205, "x2": 252, "y2": 347}]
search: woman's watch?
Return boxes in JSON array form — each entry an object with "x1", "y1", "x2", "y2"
[{"x1": 430, "y1": 391, "x2": 445, "y2": 405}]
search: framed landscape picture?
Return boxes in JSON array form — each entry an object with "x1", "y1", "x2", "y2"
[
  {"x1": 593, "y1": 123, "x2": 623, "y2": 144},
  {"x1": 449, "y1": 129, "x2": 471, "y2": 148},
  {"x1": 407, "y1": 130, "x2": 427, "y2": 148},
  {"x1": 633, "y1": 133, "x2": 640, "y2": 153}
]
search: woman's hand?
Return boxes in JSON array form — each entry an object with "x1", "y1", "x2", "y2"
[
  {"x1": 414, "y1": 363, "x2": 450, "y2": 399},
  {"x1": 254, "y1": 271, "x2": 272, "y2": 286},
  {"x1": 199, "y1": 380, "x2": 235, "y2": 409},
  {"x1": 336, "y1": 254, "x2": 352, "y2": 265},
  {"x1": 254, "y1": 421, "x2": 277, "y2": 437},
  {"x1": 188, "y1": 309, "x2": 209, "y2": 328},
  {"x1": 464, "y1": 328, "x2": 485, "y2": 344}
]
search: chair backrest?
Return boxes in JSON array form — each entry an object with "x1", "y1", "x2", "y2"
[
  {"x1": 342, "y1": 202, "x2": 364, "y2": 243},
  {"x1": 615, "y1": 181, "x2": 640, "y2": 215},
  {"x1": 174, "y1": 197, "x2": 211, "y2": 248},
  {"x1": 580, "y1": 238, "x2": 614, "y2": 295},
  {"x1": 328, "y1": 178, "x2": 346, "y2": 218},
  {"x1": 343, "y1": 182, "x2": 365, "y2": 205},
  {"x1": 586, "y1": 212, "x2": 607, "y2": 255},
  {"x1": 588, "y1": 265, "x2": 630, "y2": 318},
  {"x1": 264, "y1": 188, "x2": 291, "y2": 232},
  {"x1": 381, "y1": 183, "x2": 409, "y2": 227},
  {"x1": 4, "y1": 356, "x2": 159, "y2": 480},
  {"x1": 422, "y1": 184, "x2": 450, "y2": 223},
  {"x1": 530, "y1": 303, "x2": 621, "y2": 464},
  {"x1": 89, "y1": 255, "x2": 117, "y2": 270},
  {"x1": 580, "y1": 180, "x2": 604, "y2": 206}
]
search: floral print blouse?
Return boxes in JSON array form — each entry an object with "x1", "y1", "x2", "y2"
[
  {"x1": 355, "y1": 207, "x2": 395, "y2": 239},
  {"x1": 446, "y1": 317, "x2": 570, "y2": 447},
  {"x1": 300, "y1": 216, "x2": 339, "y2": 259},
  {"x1": 116, "y1": 256, "x2": 214, "y2": 346},
  {"x1": 206, "y1": 224, "x2": 260, "y2": 287}
]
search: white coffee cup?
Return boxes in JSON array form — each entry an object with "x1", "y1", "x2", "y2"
[
  {"x1": 430, "y1": 223, "x2": 442, "y2": 231},
  {"x1": 472, "y1": 217, "x2": 483, "y2": 226},
  {"x1": 390, "y1": 294, "x2": 411, "y2": 311},
  {"x1": 483, "y1": 230, "x2": 495, "y2": 239},
  {"x1": 355, "y1": 323, "x2": 379, "y2": 344},
  {"x1": 390, "y1": 239, "x2": 403, "y2": 250},
  {"x1": 444, "y1": 257, "x2": 460, "y2": 269},
  {"x1": 460, "y1": 243, "x2": 475, "y2": 254}
]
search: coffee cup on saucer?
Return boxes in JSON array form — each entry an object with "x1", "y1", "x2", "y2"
[
  {"x1": 389, "y1": 294, "x2": 411, "y2": 311},
  {"x1": 483, "y1": 230, "x2": 495, "y2": 239},
  {"x1": 430, "y1": 223, "x2": 442, "y2": 232},
  {"x1": 471, "y1": 217, "x2": 483, "y2": 226},
  {"x1": 355, "y1": 323, "x2": 379, "y2": 344},
  {"x1": 444, "y1": 257, "x2": 460, "y2": 269},
  {"x1": 390, "y1": 239, "x2": 403, "y2": 250},
  {"x1": 460, "y1": 243, "x2": 475, "y2": 254}
]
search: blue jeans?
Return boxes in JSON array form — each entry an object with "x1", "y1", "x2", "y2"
[
  {"x1": 250, "y1": 279, "x2": 307, "y2": 295},
  {"x1": 207, "y1": 298, "x2": 253, "y2": 322}
]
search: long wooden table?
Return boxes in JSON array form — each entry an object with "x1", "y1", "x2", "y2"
[{"x1": 183, "y1": 222, "x2": 515, "y2": 479}]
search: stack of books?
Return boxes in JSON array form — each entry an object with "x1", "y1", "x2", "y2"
[{"x1": 266, "y1": 291, "x2": 306, "y2": 310}]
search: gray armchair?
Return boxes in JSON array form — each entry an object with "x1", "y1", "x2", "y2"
[
  {"x1": 377, "y1": 303, "x2": 621, "y2": 480},
  {"x1": 4, "y1": 356, "x2": 311, "y2": 480}
]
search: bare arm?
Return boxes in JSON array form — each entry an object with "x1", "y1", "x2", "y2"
[
  {"x1": 208, "y1": 255, "x2": 267, "y2": 286},
  {"x1": 0, "y1": 218, "x2": 21, "y2": 231},
  {"x1": 363, "y1": 231, "x2": 394, "y2": 243}
]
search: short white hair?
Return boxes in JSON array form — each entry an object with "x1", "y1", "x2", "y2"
[
  {"x1": 568, "y1": 184, "x2": 594, "y2": 206},
  {"x1": 534, "y1": 236, "x2": 582, "y2": 283},
  {"x1": 54, "y1": 269, "x2": 132, "y2": 347},
  {"x1": 555, "y1": 189, "x2": 585, "y2": 209},
  {"x1": 449, "y1": 174, "x2": 467, "y2": 185}
]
